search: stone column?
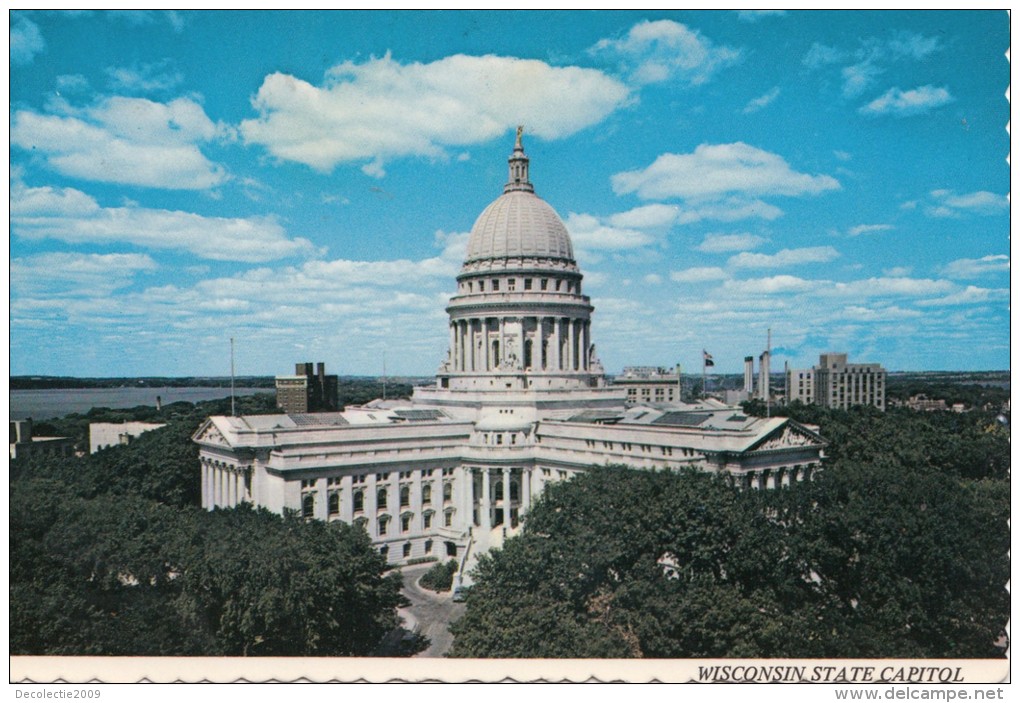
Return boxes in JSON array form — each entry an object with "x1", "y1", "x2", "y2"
[
  {"x1": 553, "y1": 318, "x2": 561, "y2": 370},
  {"x1": 340, "y1": 475, "x2": 354, "y2": 523},
  {"x1": 412, "y1": 469, "x2": 423, "y2": 535},
  {"x1": 213, "y1": 467, "x2": 221, "y2": 506},
  {"x1": 567, "y1": 318, "x2": 576, "y2": 371},
  {"x1": 367, "y1": 472, "x2": 378, "y2": 535},
  {"x1": 460, "y1": 466, "x2": 472, "y2": 531},
  {"x1": 484, "y1": 319, "x2": 492, "y2": 370},
  {"x1": 522, "y1": 468, "x2": 531, "y2": 514},
  {"x1": 466, "y1": 319, "x2": 474, "y2": 372},
  {"x1": 498, "y1": 320, "x2": 506, "y2": 369},
  {"x1": 452, "y1": 321, "x2": 459, "y2": 371},
  {"x1": 502, "y1": 468, "x2": 512, "y2": 528},
  {"x1": 200, "y1": 462, "x2": 208, "y2": 509},
  {"x1": 539, "y1": 318, "x2": 548, "y2": 370},
  {"x1": 481, "y1": 469, "x2": 492, "y2": 530}
]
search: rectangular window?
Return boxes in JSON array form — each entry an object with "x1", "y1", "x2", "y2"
[
  {"x1": 524, "y1": 279, "x2": 532, "y2": 290},
  {"x1": 479, "y1": 281, "x2": 485, "y2": 292},
  {"x1": 492, "y1": 279, "x2": 500, "y2": 291},
  {"x1": 508, "y1": 279, "x2": 516, "y2": 291},
  {"x1": 540, "y1": 279, "x2": 548, "y2": 291}
]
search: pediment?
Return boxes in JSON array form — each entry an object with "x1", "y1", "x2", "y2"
[
  {"x1": 193, "y1": 419, "x2": 231, "y2": 448},
  {"x1": 750, "y1": 422, "x2": 823, "y2": 452}
]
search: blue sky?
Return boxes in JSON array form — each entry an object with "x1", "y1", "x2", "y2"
[{"x1": 9, "y1": 10, "x2": 1010, "y2": 377}]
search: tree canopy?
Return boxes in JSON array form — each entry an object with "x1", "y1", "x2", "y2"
[
  {"x1": 449, "y1": 405, "x2": 1008, "y2": 659},
  {"x1": 10, "y1": 395, "x2": 402, "y2": 656}
]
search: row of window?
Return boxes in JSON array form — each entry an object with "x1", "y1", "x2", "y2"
[
  {"x1": 461, "y1": 277, "x2": 579, "y2": 295},
  {"x1": 581, "y1": 439, "x2": 691, "y2": 457}
]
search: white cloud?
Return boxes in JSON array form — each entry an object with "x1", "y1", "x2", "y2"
[
  {"x1": 11, "y1": 96, "x2": 229, "y2": 190},
  {"x1": 11, "y1": 181, "x2": 317, "y2": 263},
  {"x1": 55, "y1": 74, "x2": 90, "y2": 93},
  {"x1": 842, "y1": 59, "x2": 883, "y2": 98},
  {"x1": 888, "y1": 32, "x2": 941, "y2": 60},
  {"x1": 840, "y1": 304, "x2": 923, "y2": 321},
  {"x1": 883, "y1": 266, "x2": 912, "y2": 277},
  {"x1": 926, "y1": 189, "x2": 1008, "y2": 217},
  {"x1": 917, "y1": 285, "x2": 1009, "y2": 307},
  {"x1": 612, "y1": 142, "x2": 840, "y2": 202},
  {"x1": 678, "y1": 198, "x2": 784, "y2": 223},
  {"x1": 240, "y1": 53, "x2": 630, "y2": 172},
  {"x1": 722, "y1": 275, "x2": 817, "y2": 294},
  {"x1": 11, "y1": 14, "x2": 45, "y2": 64},
  {"x1": 606, "y1": 204, "x2": 679, "y2": 229},
  {"x1": 12, "y1": 252, "x2": 157, "y2": 296},
  {"x1": 643, "y1": 273, "x2": 662, "y2": 285},
  {"x1": 590, "y1": 20, "x2": 740, "y2": 86},
  {"x1": 833, "y1": 150, "x2": 852, "y2": 162},
  {"x1": 695, "y1": 232, "x2": 767, "y2": 253},
  {"x1": 941, "y1": 254, "x2": 1010, "y2": 278},
  {"x1": 803, "y1": 43, "x2": 844, "y2": 69},
  {"x1": 670, "y1": 267, "x2": 729, "y2": 283},
  {"x1": 859, "y1": 85, "x2": 953, "y2": 117},
  {"x1": 565, "y1": 213, "x2": 657, "y2": 251},
  {"x1": 742, "y1": 87, "x2": 780, "y2": 114},
  {"x1": 105, "y1": 62, "x2": 184, "y2": 93},
  {"x1": 728, "y1": 246, "x2": 840, "y2": 268},
  {"x1": 736, "y1": 10, "x2": 786, "y2": 22},
  {"x1": 848, "y1": 223, "x2": 893, "y2": 236}
]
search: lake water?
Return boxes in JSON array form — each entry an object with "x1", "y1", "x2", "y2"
[{"x1": 9, "y1": 387, "x2": 272, "y2": 420}]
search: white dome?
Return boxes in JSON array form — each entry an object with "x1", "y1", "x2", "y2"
[{"x1": 464, "y1": 190, "x2": 574, "y2": 264}]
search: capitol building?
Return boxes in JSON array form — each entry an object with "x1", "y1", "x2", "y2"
[{"x1": 194, "y1": 131, "x2": 826, "y2": 567}]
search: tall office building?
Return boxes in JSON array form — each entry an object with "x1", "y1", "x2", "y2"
[
  {"x1": 276, "y1": 362, "x2": 339, "y2": 414},
  {"x1": 784, "y1": 353, "x2": 886, "y2": 410}
]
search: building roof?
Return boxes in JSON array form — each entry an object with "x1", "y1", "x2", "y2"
[{"x1": 464, "y1": 190, "x2": 574, "y2": 264}]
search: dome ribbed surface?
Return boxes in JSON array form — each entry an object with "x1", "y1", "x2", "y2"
[{"x1": 465, "y1": 191, "x2": 574, "y2": 264}]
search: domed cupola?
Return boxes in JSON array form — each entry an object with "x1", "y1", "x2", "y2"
[
  {"x1": 436, "y1": 127, "x2": 606, "y2": 394},
  {"x1": 464, "y1": 127, "x2": 575, "y2": 265}
]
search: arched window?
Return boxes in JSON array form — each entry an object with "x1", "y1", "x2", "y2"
[
  {"x1": 444, "y1": 508, "x2": 455, "y2": 527},
  {"x1": 400, "y1": 485, "x2": 410, "y2": 507},
  {"x1": 353, "y1": 489, "x2": 364, "y2": 513},
  {"x1": 494, "y1": 481, "x2": 504, "y2": 502},
  {"x1": 403, "y1": 542, "x2": 412, "y2": 558},
  {"x1": 422, "y1": 484, "x2": 432, "y2": 504},
  {"x1": 401, "y1": 512, "x2": 412, "y2": 533},
  {"x1": 378, "y1": 515, "x2": 391, "y2": 536},
  {"x1": 302, "y1": 493, "x2": 315, "y2": 518},
  {"x1": 443, "y1": 482, "x2": 453, "y2": 503},
  {"x1": 510, "y1": 480, "x2": 520, "y2": 502},
  {"x1": 423, "y1": 510, "x2": 434, "y2": 530},
  {"x1": 328, "y1": 491, "x2": 340, "y2": 516},
  {"x1": 377, "y1": 487, "x2": 388, "y2": 509}
]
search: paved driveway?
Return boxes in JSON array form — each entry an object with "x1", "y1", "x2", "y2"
[{"x1": 394, "y1": 563, "x2": 467, "y2": 657}]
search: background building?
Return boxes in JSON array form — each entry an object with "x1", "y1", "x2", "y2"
[
  {"x1": 89, "y1": 421, "x2": 167, "y2": 454},
  {"x1": 276, "y1": 362, "x2": 339, "y2": 414},
  {"x1": 785, "y1": 353, "x2": 886, "y2": 410},
  {"x1": 612, "y1": 366, "x2": 681, "y2": 405},
  {"x1": 10, "y1": 419, "x2": 75, "y2": 460}
]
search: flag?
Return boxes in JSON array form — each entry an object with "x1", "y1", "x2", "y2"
[{"x1": 702, "y1": 350, "x2": 715, "y2": 367}]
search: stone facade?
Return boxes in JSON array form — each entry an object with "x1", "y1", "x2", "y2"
[
  {"x1": 784, "y1": 353, "x2": 886, "y2": 410},
  {"x1": 195, "y1": 131, "x2": 827, "y2": 567}
]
